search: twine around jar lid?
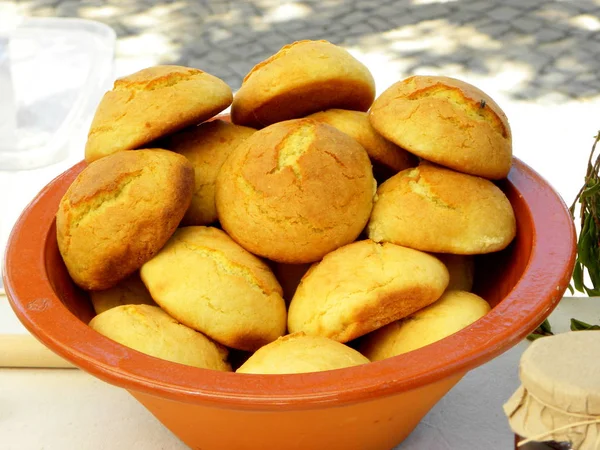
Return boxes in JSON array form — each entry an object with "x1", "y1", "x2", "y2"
[{"x1": 504, "y1": 331, "x2": 600, "y2": 449}]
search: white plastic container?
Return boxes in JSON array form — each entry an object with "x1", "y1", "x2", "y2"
[
  {"x1": 0, "y1": 17, "x2": 116, "y2": 170},
  {"x1": 0, "y1": 17, "x2": 116, "y2": 291}
]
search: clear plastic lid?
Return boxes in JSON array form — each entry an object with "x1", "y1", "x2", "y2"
[{"x1": 0, "y1": 17, "x2": 116, "y2": 170}]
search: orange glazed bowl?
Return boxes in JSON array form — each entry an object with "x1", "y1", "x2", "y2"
[{"x1": 3, "y1": 156, "x2": 576, "y2": 450}]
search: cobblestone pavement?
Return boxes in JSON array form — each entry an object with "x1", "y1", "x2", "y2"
[
  {"x1": 3, "y1": 0, "x2": 600, "y2": 100},
  {"x1": 4, "y1": 0, "x2": 598, "y2": 202}
]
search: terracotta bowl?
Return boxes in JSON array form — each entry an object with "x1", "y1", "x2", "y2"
[{"x1": 3, "y1": 155, "x2": 576, "y2": 450}]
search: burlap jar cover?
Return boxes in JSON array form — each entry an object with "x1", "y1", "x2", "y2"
[{"x1": 504, "y1": 331, "x2": 600, "y2": 449}]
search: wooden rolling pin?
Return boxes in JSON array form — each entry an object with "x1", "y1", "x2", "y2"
[
  {"x1": 0, "y1": 292, "x2": 75, "y2": 368},
  {"x1": 0, "y1": 334, "x2": 75, "y2": 368}
]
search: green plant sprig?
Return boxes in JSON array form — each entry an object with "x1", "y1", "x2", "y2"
[
  {"x1": 528, "y1": 131, "x2": 600, "y2": 340},
  {"x1": 570, "y1": 131, "x2": 600, "y2": 296}
]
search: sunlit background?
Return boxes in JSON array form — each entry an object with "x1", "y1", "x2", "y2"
[
  {"x1": 1, "y1": 0, "x2": 600, "y2": 199},
  {"x1": 2, "y1": 0, "x2": 598, "y2": 96}
]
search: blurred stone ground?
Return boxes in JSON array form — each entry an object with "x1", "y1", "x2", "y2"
[
  {"x1": 3, "y1": 0, "x2": 599, "y2": 98},
  {"x1": 2, "y1": 0, "x2": 600, "y2": 198}
]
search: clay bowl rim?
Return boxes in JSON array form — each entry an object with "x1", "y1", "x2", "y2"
[{"x1": 3, "y1": 157, "x2": 576, "y2": 411}]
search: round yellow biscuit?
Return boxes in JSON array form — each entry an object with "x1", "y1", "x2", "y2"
[
  {"x1": 85, "y1": 65, "x2": 233, "y2": 163},
  {"x1": 369, "y1": 75, "x2": 512, "y2": 179},
  {"x1": 57, "y1": 149, "x2": 194, "y2": 290},
  {"x1": 231, "y1": 40, "x2": 375, "y2": 128},
  {"x1": 166, "y1": 120, "x2": 255, "y2": 225},
  {"x1": 89, "y1": 304, "x2": 231, "y2": 371},
  {"x1": 360, "y1": 290, "x2": 491, "y2": 361},
  {"x1": 236, "y1": 332, "x2": 369, "y2": 374},
  {"x1": 306, "y1": 109, "x2": 417, "y2": 180},
  {"x1": 215, "y1": 118, "x2": 376, "y2": 263},
  {"x1": 140, "y1": 226, "x2": 287, "y2": 352},
  {"x1": 90, "y1": 272, "x2": 157, "y2": 315},
  {"x1": 367, "y1": 164, "x2": 516, "y2": 254},
  {"x1": 287, "y1": 240, "x2": 449, "y2": 343}
]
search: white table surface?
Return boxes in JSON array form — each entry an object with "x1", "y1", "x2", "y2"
[
  {"x1": 2, "y1": 38, "x2": 600, "y2": 450},
  {"x1": 1, "y1": 297, "x2": 598, "y2": 450}
]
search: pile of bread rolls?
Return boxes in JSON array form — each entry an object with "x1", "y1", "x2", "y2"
[{"x1": 56, "y1": 40, "x2": 516, "y2": 375}]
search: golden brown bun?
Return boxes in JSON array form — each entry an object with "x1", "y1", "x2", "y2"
[
  {"x1": 236, "y1": 332, "x2": 369, "y2": 374},
  {"x1": 90, "y1": 272, "x2": 157, "y2": 315},
  {"x1": 272, "y1": 262, "x2": 311, "y2": 305},
  {"x1": 57, "y1": 149, "x2": 194, "y2": 290},
  {"x1": 287, "y1": 240, "x2": 449, "y2": 343},
  {"x1": 360, "y1": 290, "x2": 491, "y2": 361},
  {"x1": 166, "y1": 120, "x2": 256, "y2": 225},
  {"x1": 369, "y1": 75, "x2": 512, "y2": 179},
  {"x1": 306, "y1": 109, "x2": 417, "y2": 180},
  {"x1": 231, "y1": 40, "x2": 375, "y2": 128},
  {"x1": 85, "y1": 65, "x2": 233, "y2": 163},
  {"x1": 434, "y1": 254, "x2": 475, "y2": 292},
  {"x1": 140, "y1": 226, "x2": 287, "y2": 352},
  {"x1": 367, "y1": 164, "x2": 516, "y2": 254},
  {"x1": 216, "y1": 119, "x2": 376, "y2": 263},
  {"x1": 89, "y1": 304, "x2": 231, "y2": 371}
]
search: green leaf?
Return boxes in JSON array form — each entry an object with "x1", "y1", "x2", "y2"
[
  {"x1": 577, "y1": 224, "x2": 593, "y2": 267},
  {"x1": 527, "y1": 319, "x2": 555, "y2": 341},
  {"x1": 569, "y1": 131, "x2": 600, "y2": 299},
  {"x1": 578, "y1": 216, "x2": 594, "y2": 259},
  {"x1": 526, "y1": 333, "x2": 547, "y2": 341},
  {"x1": 570, "y1": 318, "x2": 600, "y2": 331},
  {"x1": 581, "y1": 181, "x2": 600, "y2": 198},
  {"x1": 573, "y1": 262, "x2": 584, "y2": 293},
  {"x1": 540, "y1": 319, "x2": 553, "y2": 334},
  {"x1": 588, "y1": 267, "x2": 600, "y2": 293},
  {"x1": 584, "y1": 284, "x2": 600, "y2": 297}
]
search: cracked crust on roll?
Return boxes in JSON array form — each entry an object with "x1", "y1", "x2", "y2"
[
  {"x1": 306, "y1": 109, "x2": 418, "y2": 181},
  {"x1": 215, "y1": 118, "x2": 376, "y2": 263},
  {"x1": 56, "y1": 149, "x2": 194, "y2": 290},
  {"x1": 231, "y1": 40, "x2": 375, "y2": 128},
  {"x1": 287, "y1": 240, "x2": 449, "y2": 343},
  {"x1": 166, "y1": 120, "x2": 256, "y2": 226},
  {"x1": 369, "y1": 75, "x2": 512, "y2": 179},
  {"x1": 140, "y1": 226, "x2": 287, "y2": 352},
  {"x1": 366, "y1": 164, "x2": 516, "y2": 254},
  {"x1": 89, "y1": 304, "x2": 231, "y2": 371},
  {"x1": 85, "y1": 65, "x2": 233, "y2": 163}
]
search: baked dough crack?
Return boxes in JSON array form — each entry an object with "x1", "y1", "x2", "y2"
[
  {"x1": 406, "y1": 169, "x2": 456, "y2": 210},
  {"x1": 407, "y1": 83, "x2": 507, "y2": 138},
  {"x1": 237, "y1": 168, "x2": 332, "y2": 234},
  {"x1": 175, "y1": 238, "x2": 273, "y2": 297},
  {"x1": 270, "y1": 125, "x2": 315, "y2": 180},
  {"x1": 113, "y1": 69, "x2": 203, "y2": 92},
  {"x1": 66, "y1": 169, "x2": 145, "y2": 245},
  {"x1": 312, "y1": 275, "x2": 398, "y2": 340}
]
